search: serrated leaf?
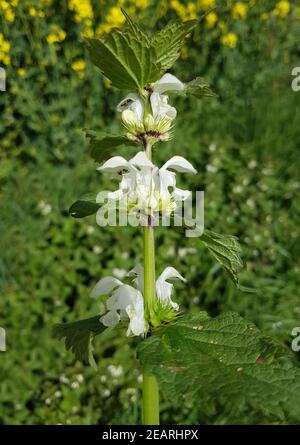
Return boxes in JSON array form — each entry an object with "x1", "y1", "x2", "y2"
[
  {"x1": 138, "y1": 312, "x2": 300, "y2": 421},
  {"x1": 53, "y1": 316, "x2": 106, "y2": 367},
  {"x1": 86, "y1": 29, "x2": 161, "y2": 90},
  {"x1": 151, "y1": 20, "x2": 197, "y2": 70},
  {"x1": 85, "y1": 130, "x2": 137, "y2": 163},
  {"x1": 121, "y1": 8, "x2": 150, "y2": 46},
  {"x1": 185, "y1": 76, "x2": 216, "y2": 98},
  {"x1": 199, "y1": 230, "x2": 243, "y2": 285},
  {"x1": 69, "y1": 193, "x2": 100, "y2": 218}
]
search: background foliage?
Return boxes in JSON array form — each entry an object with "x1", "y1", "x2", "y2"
[{"x1": 0, "y1": 0, "x2": 300, "y2": 424}]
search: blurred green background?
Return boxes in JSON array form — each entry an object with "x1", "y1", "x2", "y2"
[{"x1": 1, "y1": 0, "x2": 300, "y2": 425}]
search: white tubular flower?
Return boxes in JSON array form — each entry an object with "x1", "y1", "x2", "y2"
[
  {"x1": 149, "y1": 74, "x2": 184, "y2": 123},
  {"x1": 98, "y1": 152, "x2": 197, "y2": 224},
  {"x1": 153, "y1": 73, "x2": 185, "y2": 94},
  {"x1": 156, "y1": 267, "x2": 186, "y2": 310},
  {"x1": 98, "y1": 156, "x2": 132, "y2": 175},
  {"x1": 91, "y1": 275, "x2": 146, "y2": 337},
  {"x1": 161, "y1": 156, "x2": 198, "y2": 174},
  {"x1": 117, "y1": 94, "x2": 145, "y2": 141},
  {"x1": 127, "y1": 264, "x2": 144, "y2": 293},
  {"x1": 150, "y1": 93, "x2": 177, "y2": 121},
  {"x1": 117, "y1": 93, "x2": 144, "y2": 121},
  {"x1": 0, "y1": 327, "x2": 6, "y2": 352},
  {"x1": 90, "y1": 276, "x2": 123, "y2": 298},
  {"x1": 159, "y1": 156, "x2": 197, "y2": 201}
]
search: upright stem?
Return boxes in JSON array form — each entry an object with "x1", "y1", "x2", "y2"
[
  {"x1": 142, "y1": 372, "x2": 160, "y2": 425},
  {"x1": 142, "y1": 142, "x2": 160, "y2": 425},
  {"x1": 143, "y1": 225, "x2": 156, "y2": 319}
]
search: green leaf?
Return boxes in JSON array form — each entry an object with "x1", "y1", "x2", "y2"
[
  {"x1": 151, "y1": 20, "x2": 197, "y2": 70},
  {"x1": 138, "y1": 312, "x2": 300, "y2": 421},
  {"x1": 121, "y1": 8, "x2": 150, "y2": 46},
  {"x1": 199, "y1": 230, "x2": 243, "y2": 285},
  {"x1": 69, "y1": 193, "x2": 100, "y2": 218},
  {"x1": 184, "y1": 76, "x2": 216, "y2": 98},
  {"x1": 53, "y1": 316, "x2": 106, "y2": 367},
  {"x1": 86, "y1": 28, "x2": 161, "y2": 90},
  {"x1": 85, "y1": 130, "x2": 137, "y2": 163}
]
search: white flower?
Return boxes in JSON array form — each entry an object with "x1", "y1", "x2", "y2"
[
  {"x1": 150, "y1": 93, "x2": 176, "y2": 120},
  {"x1": 117, "y1": 93, "x2": 144, "y2": 121},
  {"x1": 152, "y1": 73, "x2": 185, "y2": 94},
  {"x1": 98, "y1": 151, "x2": 196, "y2": 223},
  {"x1": 91, "y1": 275, "x2": 145, "y2": 336},
  {"x1": 38, "y1": 200, "x2": 52, "y2": 216},
  {"x1": 116, "y1": 74, "x2": 184, "y2": 143},
  {"x1": 0, "y1": 327, "x2": 5, "y2": 352},
  {"x1": 129, "y1": 265, "x2": 186, "y2": 310},
  {"x1": 156, "y1": 267, "x2": 186, "y2": 310},
  {"x1": 91, "y1": 265, "x2": 186, "y2": 335},
  {"x1": 107, "y1": 365, "x2": 123, "y2": 378}
]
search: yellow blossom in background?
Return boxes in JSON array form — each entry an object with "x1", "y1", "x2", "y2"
[
  {"x1": 47, "y1": 27, "x2": 66, "y2": 44},
  {"x1": 97, "y1": 3, "x2": 126, "y2": 36},
  {"x1": 0, "y1": 0, "x2": 9, "y2": 10},
  {"x1": 2, "y1": 41, "x2": 10, "y2": 52},
  {"x1": 29, "y1": 6, "x2": 45, "y2": 18},
  {"x1": 232, "y1": 2, "x2": 248, "y2": 20},
  {"x1": 71, "y1": 59, "x2": 86, "y2": 72},
  {"x1": 185, "y1": 2, "x2": 197, "y2": 20},
  {"x1": 198, "y1": 0, "x2": 216, "y2": 10},
  {"x1": 71, "y1": 59, "x2": 86, "y2": 79},
  {"x1": 169, "y1": 0, "x2": 186, "y2": 21},
  {"x1": 0, "y1": 32, "x2": 11, "y2": 65},
  {"x1": 18, "y1": 68, "x2": 26, "y2": 77},
  {"x1": 221, "y1": 32, "x2": 238, "y2": 48},
  {"x1": 274, "y1": 1, "x2": 290, "y2": 18},
  {"x1": 106, "y1": 6, "x2": 125, "y2": 27},
  {"x1": 206, "y1": 11, "x2": 218, "y2": 28},
  {"x1": 169, "y1": 0, "x2": 198, "y2": 21},
  {"x1": 135, "y1": 0, "x2": 149, "y2": 9},
  {"x1": 0, "y1": 54, "x2": 10, "y2": 64},
  {"x1": 68, "y1": 0, "x2": 94, "y2": 37},
  {"x1": 0, "y1": 0, "x2": 16, "y2": 22},
  {"x1": 68, "y1": 0, "x2": 93, "y2": 22},
  {"x1": 4, "y1": 9, "x2": 15, "y2": 22},
  {"x1": 260, "y1": 12, "x2": 269, "y2": 21},
  {"x1": 29, "y1": 7, "x2": 37, "y2": 16}
]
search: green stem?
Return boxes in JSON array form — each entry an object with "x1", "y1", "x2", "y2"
[
  {"x1": 142, "y1": 142, "x2": 160, "y2": 425},
  {"x1": 143, "y1": 225, "x2": 156, "y2": 318},
  {"x1": 142, "y1": 372, "x2": 160, "y2": 425}
]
